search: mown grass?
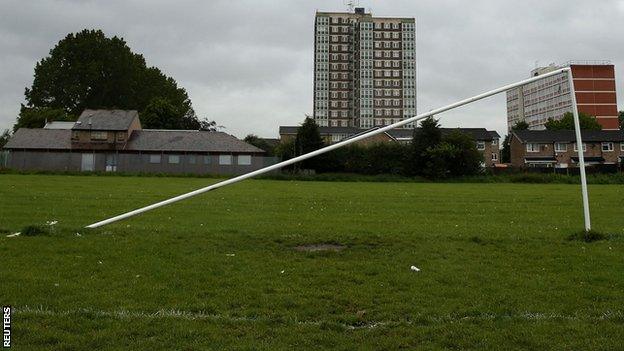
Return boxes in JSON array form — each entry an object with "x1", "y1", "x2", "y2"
[{"x1": 0, "y1": 174, "x2": 623, "y2": 350}]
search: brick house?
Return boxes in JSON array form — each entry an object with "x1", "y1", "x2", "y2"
[
  {"x1": 2, "y1": 109, "x2": 271, "y2": 175},
  {"x1": 510, "y1": 130, "x2": 624, "y2": 168},
  {"x1": 279, "y1": 126, "x2": 501, "y2": 166}
]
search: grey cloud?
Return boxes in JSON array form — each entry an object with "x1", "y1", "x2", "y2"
[{"x1": 1, "y1": 0, "x2": 623, "y2": 139}]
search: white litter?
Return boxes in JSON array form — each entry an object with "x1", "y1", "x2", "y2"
[
  {"x1": 226, "y1": 253, "x2": 235, "y2": 257},
  {"x1": 6, "y1": 232, "x2": 21, "y2": 238},
  {"x1": 410, "y1": 266, "x2": 420, "y2": 272},
  {"x1": 98, "y1": 261, "x2": 103, "y2": 264},
  {"x1": 46, "y1": 220, "x2": 58, "y2": 226},
  {"x1": 280, "y1": 270, "x2": 285, "y2": 274}
]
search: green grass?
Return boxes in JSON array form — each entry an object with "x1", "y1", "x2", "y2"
[{"x1": 0, "y1": 174, "x2": 623, "y2": 350}]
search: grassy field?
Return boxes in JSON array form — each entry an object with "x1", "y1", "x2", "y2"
[{"x1": 0, "y1": 174, "x2": 623, "y2": 350}]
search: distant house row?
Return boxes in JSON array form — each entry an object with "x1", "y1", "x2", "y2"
[
  {"x1": 510, "y1": 130, "x2": 624, "y2": 168},
  {"x1": 3, "y1": 110, "x2": 272, "y2": 174},
  {"x1": 3, "y1": 110, "x2": 623, "y2": 174}
]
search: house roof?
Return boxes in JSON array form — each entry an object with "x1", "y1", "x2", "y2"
[
  {"x1": 279, "y1": 125, "x2": 500, "y2": 141},
  {"x1": 44, "y1": 121, "x2": 76, "y2": 130},
  {"x1": 124, "y1": 130, "x2": 264, "y2": 153},
  {"x1": 72, "y1": 109, "x2": 139, "y2": 131},
  {"x1": 4, "y1": 128, "x2": 72, "y2": 149},
  {"x1": 387, "y1": 128, "x2": 500, "y2": 141},
  {"x1": 4, "y1": 128, "x2": 264, "y2": 154},
  {"x1": 513, "y1": 130, "x2": 624, "y2": 143}
]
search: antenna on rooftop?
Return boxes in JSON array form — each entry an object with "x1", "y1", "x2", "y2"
[{"x1": 343, "y1": 0, "x2": 359, "y2": 12}]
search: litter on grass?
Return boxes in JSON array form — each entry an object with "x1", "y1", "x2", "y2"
[{"x1": 410, "y1": 266, "x2": 420, "y2": 272}]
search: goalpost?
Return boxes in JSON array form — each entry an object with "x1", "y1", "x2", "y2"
[{"x1": 86, "y1": 67, "x2": 591, "y2": 232}]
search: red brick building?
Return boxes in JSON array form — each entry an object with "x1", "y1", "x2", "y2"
[
  {"x1": 571, "y1": 64, "x2": 619, "y2": 129},
  {"x1": 507, "y1": 61, "x2": 619, "y2": 130}
]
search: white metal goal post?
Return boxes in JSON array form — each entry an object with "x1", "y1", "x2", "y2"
[{"x1": 86, "y1": 67, "x2": 591, "y2": 231}]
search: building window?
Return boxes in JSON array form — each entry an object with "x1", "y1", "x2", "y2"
[
  {"x1": 476, "y1": 141, "x2": 485, "y2": 150},
  {"x1": 149, "y1": 154, "x2": 161, "y2": 164},
  {"x1": 204, "y1": 155, "x2": 211, "y2": 164},
  {"x1": 573, "y1": 143, "x2": 587, "y2": 152},
  {"x1": 554, "y1": 143, "x2": 567, "y2": 152},
  {"x1": 492, "y1": 153, "x2": 498, "y2": 161},
  {"x1": 237, "y1": 155, "x2": 252, "y2": 165},
  {"x1": 219, "y1": 155, "x2": 232, "y2": 165},
  {"x1": 526, "y1": 143, "x2": 540, "y2": 152},
  {"x1": 91, "y1": 131, "x2": 107, "y2": 141},
  {"x1": 602, "y1": 142, "x2": 614, "y2": 152},
  {"x1": 116, "y1": 133, "x2": 125, "y2": 142},
  {"x1": 491, "y1": 139, "x2": 498, "y2": 146},
  {"x1": 168, "y1": 155, "x2": 180, "y2": 164},
  {"x1": 621, "y1": 143, "x2": 624, "y2": 152},
  {"x1": 188, "y1": 155, "x2": 196, "y2": 164}
]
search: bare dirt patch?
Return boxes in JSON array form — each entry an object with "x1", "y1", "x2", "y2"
[{"x1": 294, "y1": 243, "x2": 346, "y2": 252}]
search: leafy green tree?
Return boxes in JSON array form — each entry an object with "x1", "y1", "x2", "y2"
[
  {"x1": 19, "y1": 29, "x2": 215, "y2": 130},
  {"x1": 13, "y1": 105, "x2": 73, "y2": 131},
  {"x1": 500, "y1": 134, "x2": 511, "y2": 163},
  {"x1": 441, "y1": 131, "x2": 483, "y2": 176},
  {"x1": 140, "y1": 98, "x2": 181, "y2": 130},
  {"x1": 0, "y1": 129, "x2": 11, "y2": 148},
  {"x1": 544, "y1": 112, "x2": 602, "y2": 130},
  {"x1": 511, "y1": 121, "x2": 529, "y2": 131},
  {"x1": 422, "y1": 142, "x2": 456, "y2": 178},
  {"x1": 410, "y1": 116, "x2": 442, "y2": 175},
  {"x1": 294, "y1": 118, "x2": 325, "y2": 170},
  {"x1": 244, "y1": 134, "x2": 276, "y2": 156},
  {"x1": 274, "y1": 139, "x2": 295, "y2": 161}
]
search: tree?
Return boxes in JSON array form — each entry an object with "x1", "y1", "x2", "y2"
[
  {"x1": 410, "y1": 116, "x2": 442, "y2": 175},
  {"x1": 19, "y1": 29, "x2": 215, "y2": 131},
  {"x1": 544, "y1": 112, "x2": 602, "y2": 130},
  {"x1": 619, "y1": 111, "x2": 623, "y2": 130},
  {"x1": 13, "y1": 106, "x2": 73, "y2": 131},
  {"x1": 0, "y1": 129, "x2": 10, "y2": 148},
  {"x1": 244, "y1": 134, "x2": 276, "y2": 156},
  {"x1": 140, "y1": 97, "x2": 182, "y2": 130},
  {"x1": 294, "y1": 118, "x2": 325, "y2": 170},
  {"x1": 274, "y1": 139, "x2": 295, "y2": 161},
  {"x1": 500, "y1": 134, "x2": 511, "y2": 163},
  {"x1": 511, "y1": 121, "x2": 529, "y2": 131},
  {"x1": 442, "y1": 131, "x2": 483, "y2": 176}
]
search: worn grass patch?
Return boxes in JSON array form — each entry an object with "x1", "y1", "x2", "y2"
[
  {"x1": 567, "y1": 230, "x2": 612, "y2": 242},
  {"x1": 294, "y1": 243, "x2": 347, "y2": 252},
  {"x1": 20, "y1": 225, "x2": 47, "y2": 237},
  {"x1": 1, "y1": 174, "x2": 623, "y2": 350}
]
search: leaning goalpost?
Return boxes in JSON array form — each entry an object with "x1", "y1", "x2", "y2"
[{"x1": 86, "y1": 67, "x2": 591, "y2": 231}]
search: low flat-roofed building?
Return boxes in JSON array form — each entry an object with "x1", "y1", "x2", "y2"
[{"x1": 2, "y1": 109, "x2": 270, "y2": 175}]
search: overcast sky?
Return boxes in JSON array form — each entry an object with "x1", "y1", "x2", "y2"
[{"x1": 1, "y1": 0, "x2": 623, "y2": 138}]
